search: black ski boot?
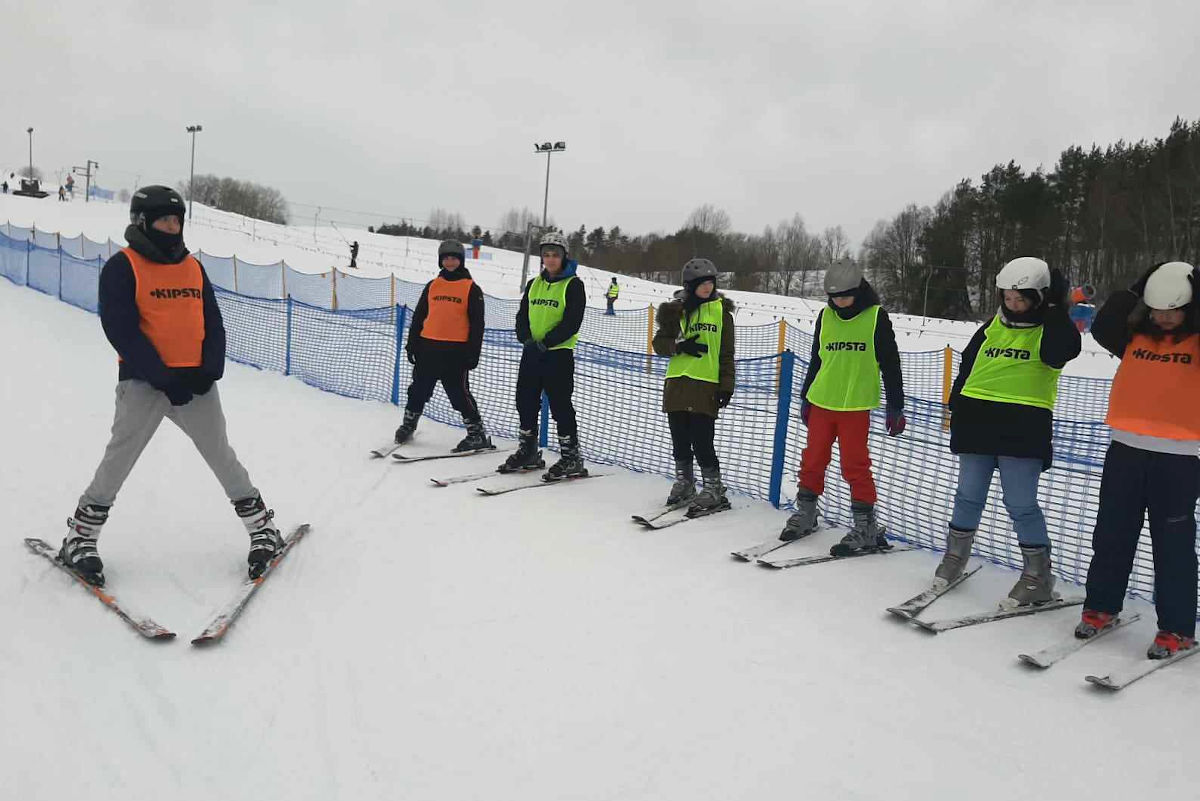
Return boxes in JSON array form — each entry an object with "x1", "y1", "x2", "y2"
[
  {"x1": 498, "y1": 429, "x2": 545, "y2": 473},
  {"x1": 687, "y1": 465, "x2": 731, "y2": 517},
  {"x1": 544, "y1": 434, "x2": 588, "y2": 481},
  {"x1": 666, "y1": 459, "x2": 696, "y2": 506},
  {"x1": 234, "y1": 493, "x2": 285, "y2": 579},
  {"x1": 59, "y1": 503, "x2": 110, "y2": 587},
  {"x1": 394, "y1": 409, "x2": 419, "y2": 444},
  {"x1": 453, "y1": 419, "x2": 494, "y2": 453}
]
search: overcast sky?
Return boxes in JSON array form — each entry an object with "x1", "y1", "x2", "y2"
[{"x1": 7, "y1": 0, "x2": 1199, "y2": 247}]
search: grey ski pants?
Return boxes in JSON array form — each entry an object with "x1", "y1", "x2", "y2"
[{"x1": 80, "y1": 380, "x2": 257, "y2": 509}]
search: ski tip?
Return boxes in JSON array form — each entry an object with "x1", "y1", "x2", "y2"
[
  {"x1": 1084, "y1": 675, "x2": 1117, "y2": 690},
  {"x1": 430, "y1": 479, "x2": 447, "y2": 487},
  {"x1": 885, "y1": 607, "x2": 916, "y2": 621},
  {"x1": 755, "y1": 560, "x2": 783, "y2": 569},
  {"x1": 1017, "y1": 654, "x2": 1048, "y2": 669}
]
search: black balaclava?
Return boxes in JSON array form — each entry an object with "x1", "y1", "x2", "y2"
[
  {"x1": 141, "y1": 208, "x2": 185, "y2": 260},
  {"x1": 684, "y1": 276, "x2": 716, "y2": 312}
]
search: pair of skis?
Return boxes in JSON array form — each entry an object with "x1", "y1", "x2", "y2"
[
  {"x1": 24, "y1": 523, "x2": 310, "y2": 645},
  {"x1": 730, "y1": 526, "x2": 916, "y2": 568},
  {"x1": 370, "y1": 440, "x2": 504, "y2": 464},
  {"x1": 630, "y1": 498, "x2": 732, "y2": 530}
]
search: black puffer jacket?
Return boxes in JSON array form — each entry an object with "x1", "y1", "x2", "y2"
[{"x1": 949, "y1": 302, "x2": 1081, "y2": 469}]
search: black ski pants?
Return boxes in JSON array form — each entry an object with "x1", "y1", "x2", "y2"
[
  {"x1": 406, "y1": 355, "x2": 480, "y2": 423},
  {"x1": 668, "y1": 411, "x2": 719, "y2": 471},
  {"x1": 1084, "y1": 441, "x2": 1200, "y2": 637},
  {"x1": 516, "y1": 348, "x2": 577, "y2": 437}
]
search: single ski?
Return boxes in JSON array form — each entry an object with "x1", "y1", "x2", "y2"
[
  {"x1": 1018, "y1": 612, "x2": 1141, "y2": 668},
  {"x1": 630, "y1": 498, "x2": 693, "y2": 525},
  {"x1": 24, "y1": 537, "x2": 175, "y2": 640},
  {"x1": 911, "y1": 595, "x2": 1085, "y2": 634},
  {"x1": 1085, "y1": 644, "x2": 1200, "y2": 691},
  {"x1": 191, "y1": 523, "x2": 310, "y2": 646},
  {"x1": 430, "y1": 470, "x2": 505, "y2": 487},
  {"x1": 731, "y1": 529, "x2": 822, "y2": 562},
  {"x1": 634, "y1": 503, "x2": 732, "y2": 530},
  {"x1": 886, "y1": 565, "x2": 984, "y2": 621},
  {"x1": 369, "y1": 441, "x2": 402, "y2": 459},
  {"x1": 476, "y1": 474, "x2": 604, "y2": 496},
  {"x1": 393, "y1": 447, "x2": 506, "y2": 465},
  {"x1": 758, "y1": 544, "x2": 917, "y2": 569}
]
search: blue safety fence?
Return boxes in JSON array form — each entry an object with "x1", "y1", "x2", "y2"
[{"x1": 2, "y1": 223, "x2": 1195, "y2": 616}]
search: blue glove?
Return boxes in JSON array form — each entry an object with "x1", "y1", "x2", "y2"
[{"x1": 886, "y1": 406, "x2": 907, "y2": 437}]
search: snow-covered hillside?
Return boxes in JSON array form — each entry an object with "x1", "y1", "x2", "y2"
[
  {"x1": 0, "y1": 193, "x2": 1120, "y2": 379},
  {"x1": 1, "y1": 196, "x2": 1195, "y2": 801}
]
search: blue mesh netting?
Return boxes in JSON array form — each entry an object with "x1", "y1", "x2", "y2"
[
  {"x1": 236, "y1": 258, "x2": 285, "y2": 300},
  {"x1": 60, "y1": 235, "x2": 84, "y2": 259},
  {"x1": 0, "y1": 232, "x2": 27, "y2": 284},
  {"x1": 27, "y1": 244, "x2": 60, "y2": 297},
  {"x1": 33, "y1": 229, "x2": 58, "y2": 250},
  {"x1": 8, "y1": 225, "x2": 31, "y2": 242},
  {"x1": 80, "y1": 236, "x2": 112, "y2": 260},
  {"x1": 286, "y1": 270, "x2": 334, "y2": 308},
  {"x1": 336, "y1": 270, "x2": 393, "y2": 311},
  {"x1": 3, "y1": 224, "x2": 1197, "y2": 617},
  {"x1": 197, "y1": 252, "x2": 236, "y2": 291},
  {"x1": 61, "y1": 253, "x2": 101, "y2": 312}
]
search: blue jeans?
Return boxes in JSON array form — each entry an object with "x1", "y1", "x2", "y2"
[{"x1": 950, "y1": 454, "x2": 1049, "y2": 547}]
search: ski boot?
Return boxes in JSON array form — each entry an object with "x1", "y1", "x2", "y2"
[
  {"x1": 498, "y1": 429, "x2": 545, "y2": 473},
  {"x1": 234, "y1": 493, "x2": 285, "y2": 579},
  {"x1": 687, "y1": 465, "x2": 730, "y2": 518},
  {"x1": 453, "y1": 419, "x2": 494, "y2": 453},
  {"x1": 779, "y1": 487, "x2": 818, "y2": 541},
  {"x1": 544, "y1": 434, "x2": 588, "y2": 481},
  {"x1": 666, "y1": 459, "x2": 696, "y2": 506},
  {"x1": 1074, "y1": 609, "x2": 1118, "y2": 640},
  {"x1": 59, "y1": 503, "x2": 110, "y2": 587},
  {"x1": 932, "y1": 525, "x2": 975, "y2": 590},
  {"x1": 394, "y1": 409, "x2": 419, "y2": 444},
  {"x1": 829, "y1": 501, "x2": 889, "y2": 556},
  {"x1": 1000, "y1": 545, "x2": 1057, "y2": 609},
  {"x1": 1147, "y1": 631, "x2": 1197, "y2": 660}
]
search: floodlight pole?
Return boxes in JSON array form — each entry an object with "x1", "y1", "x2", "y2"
[{"x1": 186, "y1": 124, "x2": 203, "y2": 220}]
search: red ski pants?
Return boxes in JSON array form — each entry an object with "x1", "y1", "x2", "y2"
[{"x1": 798, "y1": 405, "x2": 877, "y2": 504}]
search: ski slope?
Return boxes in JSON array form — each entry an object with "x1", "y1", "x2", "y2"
[
  {"x1": 1, "y1": 226, "x2": 1194, "y2": 801},
  {"x1": 0, "y1": 193, "x2": 1121, "y2": 379}
]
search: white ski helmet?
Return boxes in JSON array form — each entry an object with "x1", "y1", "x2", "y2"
[
  {"x1": 995, "y1": 257, "x2": 1051, "y2": 293},
  {"x1": 539, "y1": 230, "x2": 569, "y2": 256},
  {"x1": 1143, "y1": 261, "x2": 1195, "y2": 310}
]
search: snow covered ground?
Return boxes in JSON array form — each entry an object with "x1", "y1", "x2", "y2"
[
  {"x1": 1, "y1": 223, "x2": 1194, "y2": 800},
  {"x1": 0, "y1": 193, "x2": 1121, "y2": 379}
]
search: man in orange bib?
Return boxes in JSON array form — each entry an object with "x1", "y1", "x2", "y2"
[
  {"x1": 1078, "y1": 261, "x2": 1200, "y2": 659},
  {"x1": 59, "y1": 186, "x2": 284, "y2": 587},
  {"x1": 393, "y1": 240, "x2": 491, "y2": 453}
]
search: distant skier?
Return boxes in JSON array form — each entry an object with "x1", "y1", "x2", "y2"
[
  {"x1": 780, "y1": 259, "x2": 906, "y2": 555},
  {"x1": 652, "y1": 258, "x2": 735, "y2": 515},
  {"x1": 65, "y1": 173, "x2": 75, "y2": 199},
  {"x1": 1076, "y1": 261, "x2": 1199, "y2": 658},
  {"x1": 498, "y1": 231, "x2": 587, "y2": 480},
  {"x1": 393, "y1": 239, "x2": 492, "y2": 453},
  {"x1": 349, "y1": 240, "x2": 359, "y2": 270},
  {"x1": 933, "y1": 257, "x2": 1080, "y2": 607},
  {"x1": 58, "y1": 186, "x2": 285, "y2": 587},
  {"x1": 58, "y1": 185, "x2": 66, "y2": 201},
  {"x1": 605, "y1": 277, "x2": 619, "y2": 315}
]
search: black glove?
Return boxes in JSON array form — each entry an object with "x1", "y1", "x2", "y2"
[
  {"x1": 1047, "y1": 268, "x2": 1068, "y2": 307},
  {"x1": 406, "y1": 349, "x2": 417, "y2": 366},
  {"x1": 164, "y1": 376, "x2": 194, "y2": 407},
  {"x1": 187, "y1": 368, "x2": 215, "y2": 397},
  {"x1": 1130, "y1": 264, "x2": 1158, "y2": 297},
  {"x1": 676, "y1": 335, "x2": 709, "y2": 357},
  {"x1": 467, "y1": 353, "x2": 480, "y2": 371},
  {"x1": 800, "y1": 400, "x2": 811, "y2": 426},
  {"x1": 715, "y1": 391, "x2": 732, "y2": 409},
  {"x1": 523, "y1": 339, "x2": 547, "y2": 355}
]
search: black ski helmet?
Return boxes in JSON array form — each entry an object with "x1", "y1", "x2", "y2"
[
  {"x1": 438, "y1": 239, "x2": 466, "y2": 263},
  {"x1": 130, "y1": 185, "x2": 186, "y2": 230}
]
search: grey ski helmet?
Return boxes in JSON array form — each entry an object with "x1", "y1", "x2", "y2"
[
  {"x1": 824, "y1": 258, "x2": 863, "y2": 295},
  {"x1": 682, "y1": 258, "x2": 718, "y2": 285},
  {"x1": 130, "y1": 185, "x2": 185, "y2": 229},
  {"x1": 438, "y1": 239, "x2": 465, "y2": 262}
]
